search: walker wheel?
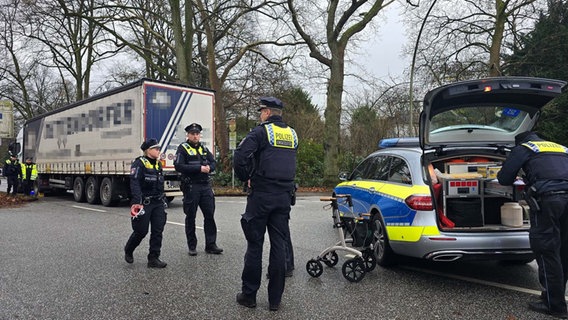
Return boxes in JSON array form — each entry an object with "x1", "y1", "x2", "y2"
[
  {"x1": 342, "y1": 258, "x2": 366, "y2": 283},
  {"x1": 306, "y1": 259, "x2": 324, "y2": 278},
  {"x1": 362, "y1": 249, "x2": 377, "y2": 272},
  {"x1": 322, "y1": 251, "x2": 339, "y2": 267}
]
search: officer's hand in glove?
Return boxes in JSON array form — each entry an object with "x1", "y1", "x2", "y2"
[{"x1": 130, "y1": 204, "x2": 145, "y2": 218}]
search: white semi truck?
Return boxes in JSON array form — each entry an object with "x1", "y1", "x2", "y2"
[{"x1": 14, "y1": 79, "x2": 215, "y2": 206}]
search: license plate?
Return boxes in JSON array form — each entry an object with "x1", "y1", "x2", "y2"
[{"x1": 165, "y1": 181, "x2": 180, "y2": 189}]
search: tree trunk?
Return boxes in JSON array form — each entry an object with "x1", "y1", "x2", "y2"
[
  {"x1": 323, "y1": 48, "x2": 345, "y2": 186},
  {"x1": 197, "y1": 0, "x2": 229, "y2": 171},
  {"x1": 488, "y1": 0, "x2": 506, "y2": 77}
]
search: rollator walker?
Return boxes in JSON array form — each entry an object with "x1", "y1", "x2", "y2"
[{"x1": 306, "y1": 194, "x2": 377, "y2": 282}]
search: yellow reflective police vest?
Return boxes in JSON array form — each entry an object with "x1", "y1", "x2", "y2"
[
  {"x1": 520, "y1": 140, "x2": 568, "y2": 183},
  {"x1": 521, "y1": 141, "x2": 568, "y2": 154},
  {"x1": 181, "y1": 143, "x2": 207, "y2": 156},
  {"x1": 264, "y1": 123, "x2": 298, "y2": 149},
  {"x1": 21, "y1": 163, "x2": 38, "y2": 180},
  {"x1": 255, "y1": 123, "x2": 298, "y2": 181},
  {"x1": 139, "y1": 156, "x2": 161, "y2": 171}
]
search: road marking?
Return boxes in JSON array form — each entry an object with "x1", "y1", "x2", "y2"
[
  {"x1": 217, "y1": 200, "x2": 246, "y2": 204},
  {"x1": 72, "y1": 205, "x2": 107, "y2": 213},
  {"x1": 166, "y1": 221, "x2": 206, "y2": 231},
  {"x1": 402, "y1": 265, "x2": 568, "y2": 299}
]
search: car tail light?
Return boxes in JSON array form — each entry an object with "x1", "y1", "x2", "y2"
[{"x1": 405, "y1": 195, "x2": 433, "y2": 210}]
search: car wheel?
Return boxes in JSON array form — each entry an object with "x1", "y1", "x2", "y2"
[{"x1": 371, "y1": 213, "x2": 397, "y2": 267}]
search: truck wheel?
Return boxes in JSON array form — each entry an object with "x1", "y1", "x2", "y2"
[
  {"x1": 100, "y1": 177, "x2": 117, "y2": 207},
  {"x1": 73, "y1": 177, "x2": 86, "y2": 202},
  {"x1": 85, "y1": 177, "x2": 101, "y2": 204}
]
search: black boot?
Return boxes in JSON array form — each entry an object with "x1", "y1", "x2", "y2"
[
  {"x1": 124, "y1": 246, "x2": 134, "y2": 264},
  {"x1": 236, "y1": 293, "x2": 256, "y2": 308},
  {"x1": 147, "y1": 256, "x2": 167, "y2": 268},
  {"x1": 205, "y1": 244, "x2": 223, "y2": 254}
]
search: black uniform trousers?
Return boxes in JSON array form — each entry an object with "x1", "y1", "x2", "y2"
[
  {"x1": 240, "y1": 190, "x2": 291, "y2": 306},
  {"x1": 182, "y1": 183, "x2": 217, "y2": 250},
  {"x1": 7, "y1": 176, "x2": 19, "y2": 194},
  {"x1": 531, "y1": 193, "x2": 568, "y2": 314},
  {"x1": 22, "y1": 179, "x2": 34, "y2": 195},
  {"x1": 125, "y1": 199, "x2": 167, "y2": 259}
]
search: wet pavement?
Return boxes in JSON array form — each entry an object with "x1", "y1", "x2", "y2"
[{"x1": 0, "y1": 186, "x2": 559, "y2": 319}]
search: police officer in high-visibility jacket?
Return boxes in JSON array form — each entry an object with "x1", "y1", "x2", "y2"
[
  {"x1": 21, "y1": 157, "x2": 38, "y2": 196},
  {"x1": 498, "y1": 131, "x2": 568, "y2": 318},
  {"x1": 124, "y1": 138, "x2": 168, "y2": 268},
  {"x1": 234, "y1": 97, "x2": 298, "y2": 312},
  {"x1": 3, "y1": 154, "x2": 22, "y2": 195},
  {"x1": 174, "y1": 123, "x2": 222, "y2": 256}
]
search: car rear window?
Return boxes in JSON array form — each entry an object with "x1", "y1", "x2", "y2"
[{"x1": 430, "y1": 105, "x2": 528, "y2": 134}]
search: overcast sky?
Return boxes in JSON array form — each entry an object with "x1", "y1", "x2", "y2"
[{"x1": 359, "y1": 4, "x2": 408, "y2": 79}]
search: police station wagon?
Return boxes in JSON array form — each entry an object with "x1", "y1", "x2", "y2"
[{"x1": 334, "y1": 77, "x2": 567, "y2": 266}]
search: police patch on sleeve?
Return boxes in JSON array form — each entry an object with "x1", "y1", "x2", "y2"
[{"x1": 130, "y1": 167, "x2": 138, "y2": 177}]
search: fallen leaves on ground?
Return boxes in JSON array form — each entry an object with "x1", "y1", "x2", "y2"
[{"x1": 0, "y1": 192, "x2": 38, "y2": 208}]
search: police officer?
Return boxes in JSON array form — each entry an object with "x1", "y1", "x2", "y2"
[
  {"x1": 3, "y1": 153, "x2": 22, "y2": 195},
  {"x1": 175, "y1": 123, "x2": 222, "y2": 256},
  {"x1": 498, "y1": 131, "x2": 568, "y2": 318},
  {"x1": 234, "y1": 97, "x2": 298, "y2": 312},
  {"x1": 124, "y1": 138, "x2": 168, "y2": 268},
  {"x1": 21, "y1": 157, "x2": 38, "y2": 196}
]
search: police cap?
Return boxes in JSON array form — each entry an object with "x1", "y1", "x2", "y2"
[
  {"x1": 185, "y1": 123, "x2": 202, "y2": 133},
  {"x1": 258, "y1": 97, "x2": 284, "y2": 111},
  {"x1": 140, "y1": 138, "x2": 161, "y2": 151}
]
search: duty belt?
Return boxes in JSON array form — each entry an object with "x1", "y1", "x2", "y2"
[
  {"x1": 539, "y1": 190, "x2": 568, "y2": 198},
  {"x1": 143, "y1": 194, "x2": 165, "y2": 205}
]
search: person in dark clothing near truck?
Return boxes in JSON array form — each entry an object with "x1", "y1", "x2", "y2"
[
  {"x1": 3, "y1": 154, "x2": 22, "y2": 195},
  {"x1": 175, "y1": 123, "x2": 222, "y2": 256},
  {"x1": 124, "y1": 138, "x2": 168, "y2": 268},
  {"x1": 21, "y1": 157, "x2": 38, "y2": 196},
  {"x1": 498, "y1": 131, "x2": 568, "y2": 319}
]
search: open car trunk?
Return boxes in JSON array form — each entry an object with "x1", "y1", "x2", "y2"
[
  {"x1": 419, "y1": 77, "x2": 566, "y2": 232},
  {"x1": 426, "y1": 153, "x2": 529, "y2": 232}
]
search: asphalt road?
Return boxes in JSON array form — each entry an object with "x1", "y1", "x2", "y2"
[{"x1": 0, "y1": 181, "x2": 563, "y2": 320}]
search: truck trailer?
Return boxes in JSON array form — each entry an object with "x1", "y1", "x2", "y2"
[{"x1": 18, "y1": 78, "x2": 215, "y2": 206}]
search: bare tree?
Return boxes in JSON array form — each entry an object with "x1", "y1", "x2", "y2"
[
  {"x1": 287, "y1": 0, "x2": 394, "y2": 185},
  {"x1": 92, "y1": 0, "x2": 194, "y2": 83},
  {"x1": 192, "y1": 0, "x2": 301, "y2": 169},
  {"x1": 404, "y1": 0, "x2": 544, "y2": 86},
  {"x1": 20, "y1": 0, "x2": 122, "y2": 101},
  {"x1": 0, "y1": 0, "x2": 70, "y2": 122},
  {"x1": 88, "y1": 1, "x2": 300, "y2": 169}
]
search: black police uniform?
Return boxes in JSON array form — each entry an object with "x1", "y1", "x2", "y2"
[
  {"x1": 234, "y1": 98, "x2": 298, "y2": 309},
  {"x1": 174, "y1": 123, "x2": 221, "y2": 254},
  {"x1": 498, "y1": 131, "x2": 568, "y2": 316},
  {"x1": 124, "y1": 139, "x2": 167, "y2": 268},
  {"x1": 3, "y1": 156, "x2": 22, "y2": 195}
]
